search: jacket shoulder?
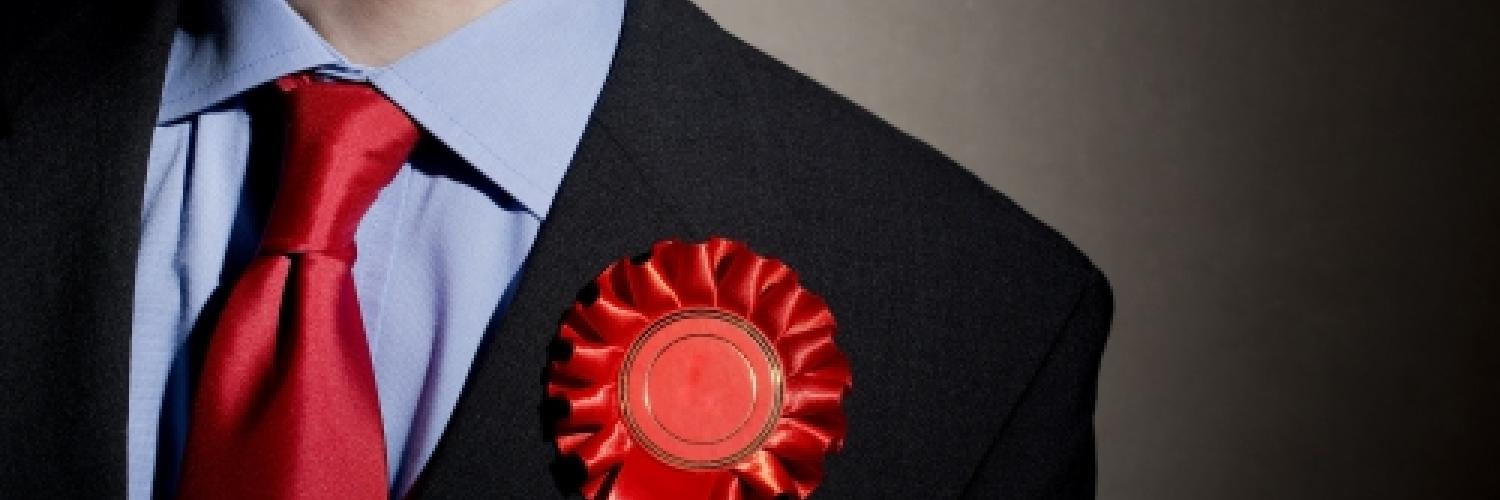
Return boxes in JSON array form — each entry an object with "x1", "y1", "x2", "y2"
[{"x1": 598, "y1": 0, "x2": 1106, "y2": 306}]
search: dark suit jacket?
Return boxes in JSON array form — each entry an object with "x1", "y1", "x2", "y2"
[{"x1": 0, "y1": 0, "x2": 1112, "y2": 498}]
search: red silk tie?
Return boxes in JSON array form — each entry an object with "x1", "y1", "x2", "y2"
[{"x1": 177, "y1": 74, "x2": 419, "y2": 500}]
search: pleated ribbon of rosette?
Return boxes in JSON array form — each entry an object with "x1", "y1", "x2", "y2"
[{"x1": 547, "y1": 238, "x2": 852, "y2": 500}]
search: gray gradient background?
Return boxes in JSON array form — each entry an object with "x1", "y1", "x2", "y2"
[{"x1": 692, "y1": 1, "x2": 1499, "y2": 499}]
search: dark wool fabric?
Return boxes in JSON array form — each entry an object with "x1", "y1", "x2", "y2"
[{"x1": 0, "y1": 0, "x2": 1112, "y2": 498}]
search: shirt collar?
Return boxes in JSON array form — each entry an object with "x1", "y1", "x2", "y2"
[{"x1": 157, "y1": 0, "x2": 625, "y2": 217}]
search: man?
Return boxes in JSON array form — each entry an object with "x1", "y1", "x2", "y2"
[{"x1": 0, "y1": 0, "x2": 1112, "y2": 498}]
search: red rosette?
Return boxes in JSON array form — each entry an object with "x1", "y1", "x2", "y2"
[{"x1": 547, "y1": 237, "x2": 852, "y2": 500}]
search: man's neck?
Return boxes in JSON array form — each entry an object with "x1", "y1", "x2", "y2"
[{"x1": 288, "y1": 0, "x2": 508, "y2": 66}]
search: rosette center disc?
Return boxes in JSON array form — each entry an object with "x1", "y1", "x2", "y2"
[
  {"x1": 645, "y1": 335, "x2": 755, "y2": 443},
  {"x1": 620, "y1": 309, "x2": 783, "y2": 469}
]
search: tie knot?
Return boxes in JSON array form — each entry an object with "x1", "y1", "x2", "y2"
[{"x1": 259, "y1": 73, "x2": 420, "y2": 257}]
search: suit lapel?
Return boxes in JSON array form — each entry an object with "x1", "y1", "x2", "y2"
[
  {"x1": 405, "y1": 1, "x2": 724, "y2": 495},
  {"x1": 408, "y1": 0, "x2": 1031, "y2": 495},
  {"x1": 0, "y1": 0, "x2": 178, "y2": 496},
  {"x1": 406, "y1": 115, "x2": 696, "y2": 499}
]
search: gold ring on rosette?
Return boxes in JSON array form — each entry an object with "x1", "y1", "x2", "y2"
[{"x1": 617, "y1": 308, "x2": 785, "y2": 469}]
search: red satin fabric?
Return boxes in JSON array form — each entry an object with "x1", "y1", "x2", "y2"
[
  {"x1": 550, "y1": 238, "x2": 853, "y2": 500},
  {"x1": 177, "y1": 74, "x2": 418, "y2": 500}
]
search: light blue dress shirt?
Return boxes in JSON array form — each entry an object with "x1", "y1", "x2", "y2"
[{"x1": 128, "y1": 0, "x2": 623, "y2": 498}]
